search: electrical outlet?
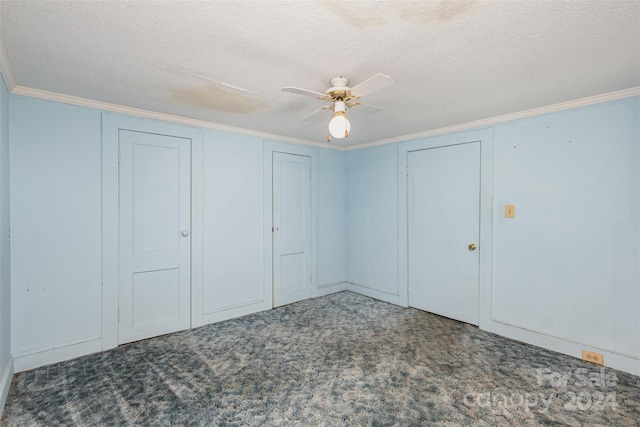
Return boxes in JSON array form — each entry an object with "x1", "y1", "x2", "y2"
[
  {"x1": 505, "y1": 204, "x2": 515, "y2": 218},
  {"x1": 582, "y1": 350, "x2": 604, "y2": 365}
]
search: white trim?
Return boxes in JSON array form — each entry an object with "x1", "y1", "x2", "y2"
[
  {"x1": 0, "y1": 355, "x2": 13, "y2": 419},
  {"x1": 346, "y1": 87, "x2": 640, "y2": 151},
  {"x1": 477, "y1": 133, "x2": 494, "y2": 330},
  {"x1": 318, "y1": 280, "x2": 348, "y2": 289},
  {"x1": 11, "y1": 334, "x2": 101, "y2": 358},
  {"x1": 345, "y1": 282, "x2": 400, "y2": 305},
  {"x1": 0, "y1": 37, "x2": 16, "y2": 92},
  {"x1": 13, "y1": 338, "x2": 102, "y2": 373},
  {"x1": 8, "y1": 83, "x2": 638, "y2": 153},
  {"x1": 194, "y1": 300, "x2": 271, "y2": 328},
  {"x1": 263, "y1": 141, "x2": 320, "y2": 306},
  {"x1": 11, "y1": 85, "x2": 342, "y2": 151},
  {"x1": 101, "y1": 113, "x2": 204, "y2": 349},
  {"x1": 492, "y1": 317, "x2": 640, "y2": 361},
  {"x1": 188, "y1": 127, "x2": 205, "y2": 328},
  {"x1": 101, "y1": 116, "x2": 119, "y2": 351},
  {"x1": 316, "y1": 281, "x2": 348, "y2": 297},
  {"x1": 202, "y1": 298, "x2": 265, "y2": 315},
  {"x1": 490, "y1": 321, "x2": 640, "y2": 377},
  {"x1": 397, "y1": 129, "x2": 494, "y2": 329},
  {"x1": 263, "y1": 143, "x2": 273, "y2": 310}
]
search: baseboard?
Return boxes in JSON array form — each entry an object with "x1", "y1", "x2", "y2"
[
  {"x1": 0, "y1": 355, "x2": 14, "y2": 419},
  {"x1": 345, "y1": 282, "x2": 400, "y2": 305},
  {"x1": 316, "y1": 281, "x2": 348, "y2": 297},
  {"x1": 490, "y1": 321, "x2": 640, "y2": 377},
  {"x1": 13, "y1": 337, "x2": 102, "y2": 373},
  {"x1": 193, "y1": 300, "x2": 272, "y2": 329}
]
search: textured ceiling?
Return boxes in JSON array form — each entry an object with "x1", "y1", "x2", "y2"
[{"x1": 0, "y1": 0, "x2": 639, "y2": 147}]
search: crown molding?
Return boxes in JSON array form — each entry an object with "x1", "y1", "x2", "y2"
[
  {"x1": 345, "y1": 86, "x2": 640, "y2": 151},
  {"x1": 8, "y1": 82, "x2": 638, "y2": 153},
  {"x1": 0, "y1": 36, "x2": 16, "y2": 92},
  {"x1": 10, "y1": 85, "x2": 347, "y2": 151}
]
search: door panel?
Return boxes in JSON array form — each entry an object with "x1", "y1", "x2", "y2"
[
  {"x1": 408, "y1": 142, "x2": 480, "y2": 325},
  {"x1": 279, "y1": 160, "x2": 305, "y2": 240},
  {"x1": 132, "y1": 269, "x2": 180, "y2": 327},
  {"x1": 119, "y1": 130, "x2": 191, "y2": 344},
  {"x1": 280, "y1": 253, "x2": 305, "y2": 293},
  {"x1": 131, "y1": 143, "x2": 181, "y2": 252},
  {"x1": 273, "y1": 152, "x2": 312, "y2": 307}
]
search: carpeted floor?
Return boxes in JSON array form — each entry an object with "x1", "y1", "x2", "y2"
[{"x1": 1, "y1": 291, "x2": 639, "y2": 426}]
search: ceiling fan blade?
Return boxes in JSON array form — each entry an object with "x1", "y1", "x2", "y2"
[
  {"x1": 300, "y1": 105, "x2": 332, "y2": 121},
  {"x1": 282, "y1": 86, "x2": 329, "y2": 99},
  {"x1": 349, "y1": 102, "x2": 383, "y2": 114},
  {"x1": 350, "y1": 74, "x2": 393, "y2": 98}
]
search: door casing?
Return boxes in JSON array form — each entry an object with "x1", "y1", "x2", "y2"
[
  {"x1": 263, "y1": 142, "x2": 319, "y2": 309},
  {"x1": 272, "y1": 152, "x2": 313, "y2": 307},
  {"x1": 102, "y1": 114, "x2": 203, "y2": 351},
  {"x1": 407, "y1": 141, "x2": 481, "y2": 325},
  {"x1": 398, "y1": 129, "x2": 494, "y2": 330},
  {"x1": 117, "y1": 130, "x2": 192, "y2": 344}
]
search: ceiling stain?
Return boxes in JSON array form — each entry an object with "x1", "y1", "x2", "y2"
[
  {"x1": 165, "y1": 65, "x2": 281, "y2": 101},
  {"x1": 172, "y1": 83, "x2": 269, "y2": 114},
  {"x1": 319, "y1": 0, "x2": 387, "y2": 29},
  {"x1": 320, "y1": 0, "x2": 477, "y2": 28},
  {"x1": 400, "y1": 1, "x2": 478, "y2": 24}
]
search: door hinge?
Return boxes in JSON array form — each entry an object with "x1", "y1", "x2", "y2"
[
  {"x1": 405, "y1": 165, "x2": 409, "y2": 176},
  {"x1": 118, "y1": 308, "x2": 120, "y2": 322}
]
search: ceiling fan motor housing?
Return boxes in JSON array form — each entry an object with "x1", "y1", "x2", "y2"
[
  {"x1": 329, "y1": 76, "x2": 349, "y2": 87},
  {"x1": 281, "y1": 73, "x2": 392, "y2": 140},
  {"x1": 326, "y1": 76, "x2": 354, "y2": 101}
]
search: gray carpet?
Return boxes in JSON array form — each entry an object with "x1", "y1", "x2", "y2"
[{"x1": 1, "y1": 291, "x2": 638, "y2": 426}]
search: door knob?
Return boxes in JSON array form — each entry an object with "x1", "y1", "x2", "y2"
[
  {"x1": 181, "y1": 230, "x2": 190, "y2": 237},
  {"x1": 468, "y1": 243, "x2": 477, "y2": 251}
]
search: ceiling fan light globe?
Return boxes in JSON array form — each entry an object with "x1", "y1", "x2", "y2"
[{"x1": 329, "y1": 113, "x2": 350, "y2": 139}]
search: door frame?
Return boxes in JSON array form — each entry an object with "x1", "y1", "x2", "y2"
[
  {"x1": 101, "y1": 113, "x2": 203, "y2": 351},
  {"x1": 263, "y1": 141, "x2": 319, "y2": 308},
  {"x1": 398, "y1": 129, "x2": 494, "y2": 330},
  {"x1": 272, "y1": 151, "x2": 313, "y2": 307}
]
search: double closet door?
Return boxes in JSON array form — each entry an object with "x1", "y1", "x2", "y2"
[{"x1": 116, "y1": 139, "x2": 316, "y2": 344}]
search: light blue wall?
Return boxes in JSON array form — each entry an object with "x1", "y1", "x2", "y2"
[
  {"x1": 346, "y1": 96, "x2": 640, "y2": 371},
  {"x1": 8, "y1": 95, "x2": 349, "y2": 365},
  {"x1": 10, "y1": 97, "x2": 103, "y2": 355},
  {"x1": 5, "y1": 90, "x2": 638, "y2": 374},
  {"x1": 346, "y1": 144, "x2": 399, "y2": 300},
  {"x1": 0, "y1": 74, "x2": 11, "y2": 407},
  {"x1": 318, "y1": 148, "x2": 347, "y2": 286},
  {"x1": 200, "y1": 130, "x2": 265, "y2": 315},
  {"x1": 199, "y1": 131, "x2": 347, "y2": 312},
  {"x1": 492, "y1": 97, "x2": 640, "y2": 359}
]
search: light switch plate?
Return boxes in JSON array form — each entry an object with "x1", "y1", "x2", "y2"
[{"x1": 505, "y1": 204, "x2": 515, "y2": 218}]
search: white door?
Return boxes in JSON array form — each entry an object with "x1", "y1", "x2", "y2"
[
  {"x1": 272, "y1": 152, "x2": 312, "y2": 307},
  {"x1": 118, "y1": 130, "x2": 192, "y2": 344},
  {"x1": 408, "y1": 142, "x2": 480, "y2": 325}
]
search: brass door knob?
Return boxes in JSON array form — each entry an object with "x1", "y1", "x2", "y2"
[{"x1": 468, "y1": 243, "x2": 477, "y2": 251}]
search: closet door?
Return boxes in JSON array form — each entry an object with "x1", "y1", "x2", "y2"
[
  {"x1": 272, "y1": 152, "x2": 312, "y2": 307},
  {"x1": 118, "y1": 130, "x2": 191, "y2": 344},
  {"x1": 408, "y1": 142, "x2": 481, "y2": 325}
]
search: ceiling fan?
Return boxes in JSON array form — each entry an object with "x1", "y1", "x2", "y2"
[{"x1": 282, "y1": 74, "x2": 393, "y2": 142}]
